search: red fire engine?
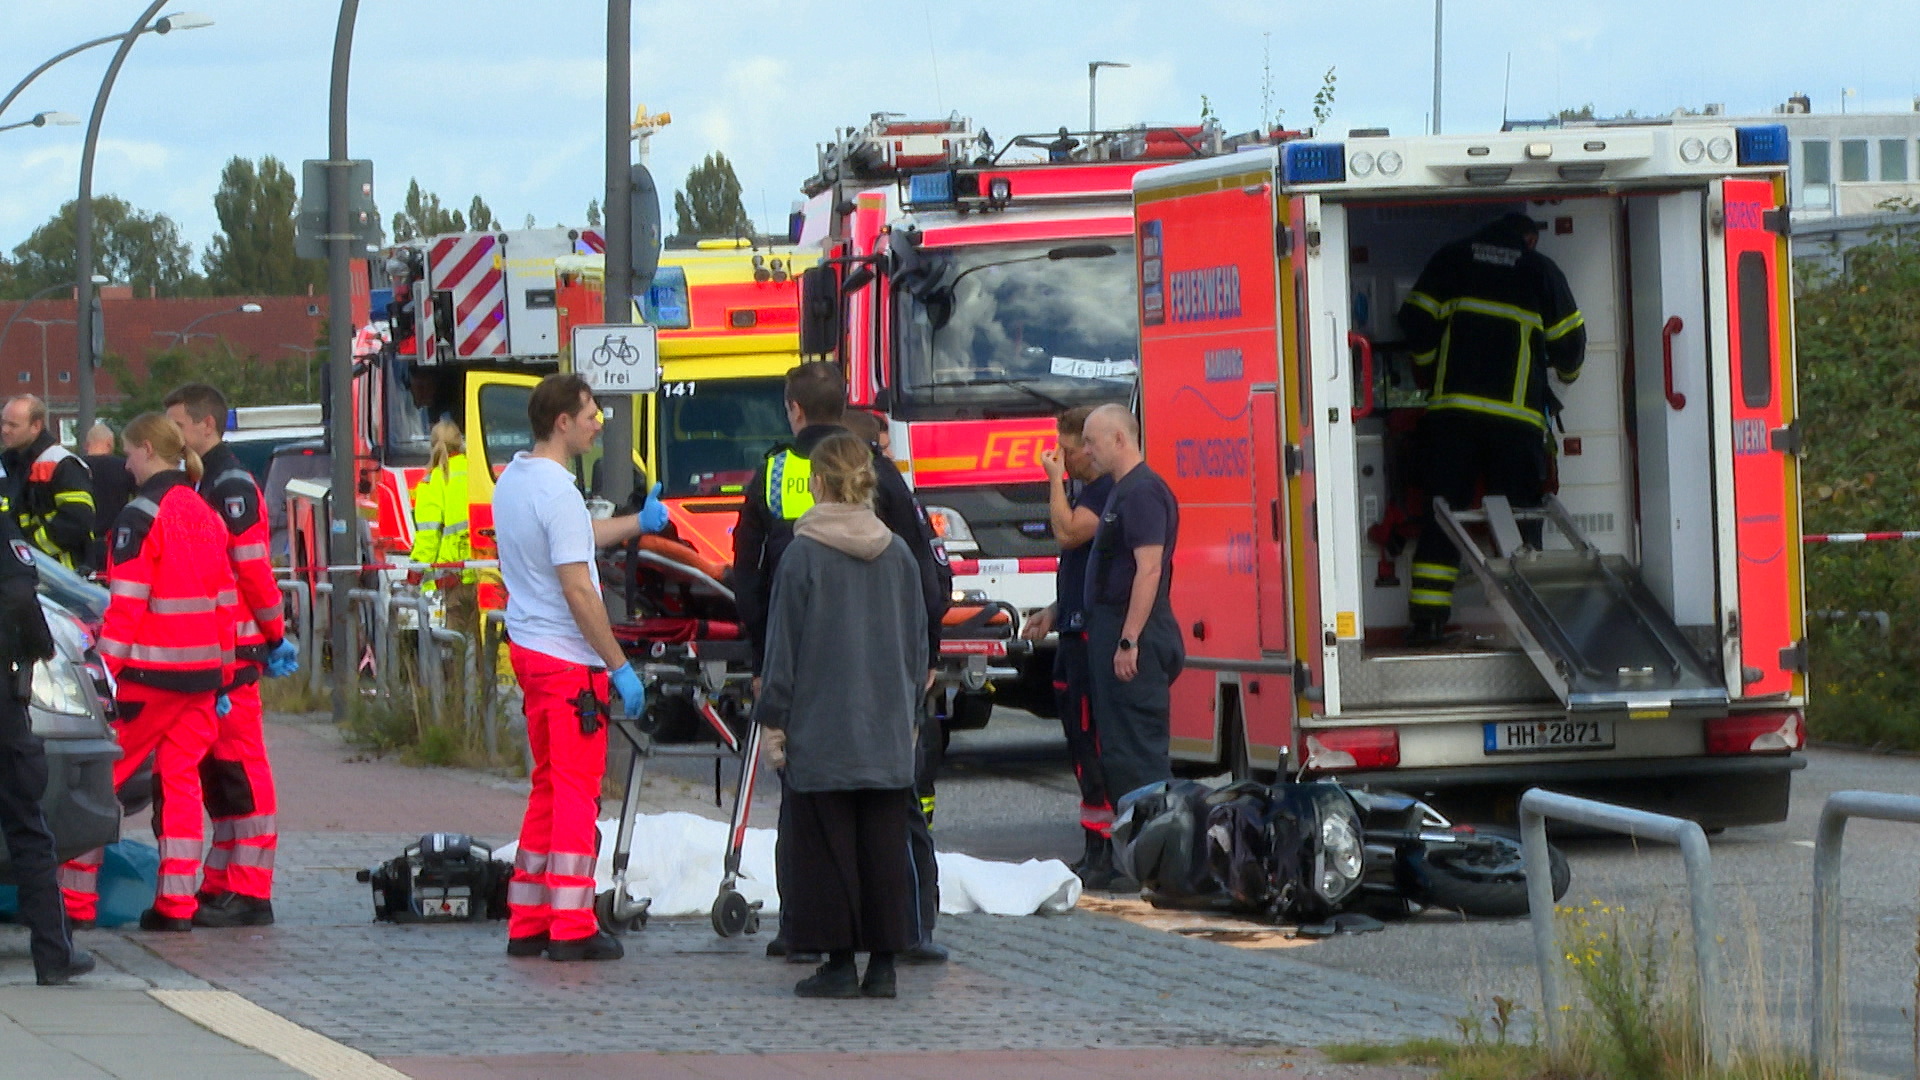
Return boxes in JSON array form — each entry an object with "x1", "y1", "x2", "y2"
[
  {"x1": 798, "y1": 113, "x2": 1233, "y2": 722},
  {"x1": 1132, "y1": 123, "x2": 1806, "y2": 826}
]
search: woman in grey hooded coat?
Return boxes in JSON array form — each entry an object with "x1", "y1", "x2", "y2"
[{"x1": 754, "y1": 431, "x2": 929, "y2": 999}]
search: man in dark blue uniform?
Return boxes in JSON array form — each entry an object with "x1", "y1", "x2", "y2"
[{"x1": 1398, "y1": 213, "x2": 1586, "y2": 645}]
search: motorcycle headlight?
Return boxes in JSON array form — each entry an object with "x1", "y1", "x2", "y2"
[{"x1": 1322, "y1": 812, "x2": 1364, "y2": 880}]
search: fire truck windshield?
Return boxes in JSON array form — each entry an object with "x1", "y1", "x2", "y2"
[
  {"x1": 894, "y1": 238, "x2": 1136, "y2": 419},
  {"x1": 656, "y1": 377, "x2": 790, "y2": 498}
]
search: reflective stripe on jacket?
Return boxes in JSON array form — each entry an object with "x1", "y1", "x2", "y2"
[
  {"x1": 102, "y1": 472, "x2": 239, "y2": 693},
  {"x1": 410, "y1": 453, "x2": 474, "y2": 583},
  {"x1": 7, "y1": 435, "x2": 93, "y2": 568}
]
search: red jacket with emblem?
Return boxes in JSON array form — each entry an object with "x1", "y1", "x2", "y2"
[
  {"x1": 196, "y1": 443, "x2": 284, "y2": 678},
  {"x1": 102, "y1": 471, "x2": 238, "y2": 694}
]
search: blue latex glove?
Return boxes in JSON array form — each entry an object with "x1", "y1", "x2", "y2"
[
  {"x1": 265, "y1": 638, "x2": 300, "y2": 679},
  {"x1": 638, "y1": 482, "x2": 669, "y2": 534},
  {"x1": 608, "y1": 663, "x2": 646, "y2": 717},
  {"x1": 216, "y1": 694, "x2": 232, "y2": 718}
]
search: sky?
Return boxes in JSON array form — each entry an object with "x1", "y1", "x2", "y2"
[{"x1": 2, "y1": 0, "x2": 1916, "y2": 267}]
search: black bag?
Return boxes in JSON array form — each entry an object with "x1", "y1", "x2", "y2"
[{"x1": 356, "y1": 833, "x2": 513, "y2": 923}]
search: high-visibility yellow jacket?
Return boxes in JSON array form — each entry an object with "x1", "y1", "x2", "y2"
[{"x1": 410, "y1": 454, "x2": 473, "y2": 583}]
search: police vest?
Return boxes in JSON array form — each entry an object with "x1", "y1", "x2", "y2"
[{"x1": 766, "y1": 449, "x2": 815, "y2": 521}]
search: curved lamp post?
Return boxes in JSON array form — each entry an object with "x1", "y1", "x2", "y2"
[
  {"x1": 0, "y1": 12, "x2": 210, "y2": 123},
  {"x1": 0, "y1": 275, "x2": 109, "y2": 359},
  {"x1": 70, "y1": 8, "x2": 215, "y2": 433},
  {"x1": 154, "y1": 302, "x2": 262, "y2": 347},
  {"x1": 0, "y1": 110, "x2": 80, "y2": 135}
]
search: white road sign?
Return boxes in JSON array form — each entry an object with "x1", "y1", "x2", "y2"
[{"x1": 571, "y1": 324, "x2": 661, "y2": 394}]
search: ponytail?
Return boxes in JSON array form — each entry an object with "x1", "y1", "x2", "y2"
[
  {"x1": 427, "y1": 419, "x2": 464, "y2": 480},
  {"x1": 184, "y1": 447, "x2": 204, "y2": 484}
]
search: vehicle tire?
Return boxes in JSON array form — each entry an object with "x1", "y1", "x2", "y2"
[
  {"x1": 1414, "y1": 826, "x2": 1571, "y2": 919},
  {"x1": 646, "y1": 697, "x2": 704, "y2": 743}
]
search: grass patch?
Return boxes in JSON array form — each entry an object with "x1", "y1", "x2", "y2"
[
  {"x1": 338, "y1": 643, "x2": 509, "y2": 770},
  {"x1": 258, "y1": 672, "x2": 332, "y2": 715}
]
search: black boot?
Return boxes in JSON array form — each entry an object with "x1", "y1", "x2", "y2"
[
  {"x1": 1077, "y1": 838, "x2": 1139, "y2": 893},
  {"x1": 1404, "y1": 615, "x2": 1448, "y2": 649},
  {"x1": 36, "y1": 949, "x2": 94, "y2": 987},
  {"x1": 1068, "y1": 827, "x2": 1103, "y2": 875},
  {"x1": 795, "y1": 951, "x2": 860, "y2": 998},
  {"x1": 547, "y1": 930, "x2": 624, "y2": 961},
  {"x1": 138, "y1": 909, "x2": 193, "y2": 933},
  {"x1": 191, "y1": 893, "x2": 275, "y2": 928},
  {"x1": 861, "y1": 952, "x2": 897, "y2": 998}
]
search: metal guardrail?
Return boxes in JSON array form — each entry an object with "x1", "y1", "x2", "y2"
[
  {"x1": 1811, "y1": 790, "x2": 1920, "y2": 1078},
  {"x1": 1520, "y1": 789, "x2": 1723, "y2": 1062}
]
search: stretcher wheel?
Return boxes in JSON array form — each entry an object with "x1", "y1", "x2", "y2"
[
  {"x1": 711, "y1": 889, "x2": 753, "y2": 938},
  {"x1": 595, "y1": 890, "x2": 647, "y2": 935}
]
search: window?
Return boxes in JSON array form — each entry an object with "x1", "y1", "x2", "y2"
[
  {"x1": 1882, "y1": 139, "x2": 1909, "y2": 181},
  {"x1": 1841, "y1": 140, "x2": 1870, "y2": 182},
  {"x1": 475, "y1": 383, "x2": 534, "y2": 479},
  {"x1": 1737, "y1": 252, "x2": 1772, "y2": 409},
  {"x1": 57, "y1": 372, "x2": 70, "y2": 383},
  {"x1": 14, "y1": 372, "x2": 28, "y2": 383},
  {"x1": 1802, "y1": 140, "x2": 1831, "y2": 184}
]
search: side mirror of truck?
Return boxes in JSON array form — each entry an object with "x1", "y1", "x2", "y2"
[{"x1": 799, "y1": 265, "x2": 842, "y2": 357}]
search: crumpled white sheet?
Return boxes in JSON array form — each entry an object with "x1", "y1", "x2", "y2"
[{"x1": 495, "y1": 811, "x2": 1080, "y2": 917}]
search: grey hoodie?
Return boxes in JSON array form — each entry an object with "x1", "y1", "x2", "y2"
[{"x1": 752, "y1": 502, "x2": 930, "y2": 793}]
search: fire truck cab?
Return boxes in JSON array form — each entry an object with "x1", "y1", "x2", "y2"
[
  {"x1": 799, "y1": 113, "x2": 1229, "y2": 721},
  {"x1": 1133, "y1": 124, "x2": 1806, "y2": 827}
]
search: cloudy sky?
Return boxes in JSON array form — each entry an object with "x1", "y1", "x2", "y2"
[{"x1": 2, "y1": 1, "x2": 1914, "y2": 264}]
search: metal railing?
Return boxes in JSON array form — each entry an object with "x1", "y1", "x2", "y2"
[
  {"x1": 1520, "y1": 788, "x2": 1723, "y2": 1062},
  {"x1": 1811, "y1": 790, "x2": 1920, "y2": 1078}
]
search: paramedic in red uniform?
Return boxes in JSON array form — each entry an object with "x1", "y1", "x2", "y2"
[
  {"x1": 98, "y1": 413, "x2": 239, "y2": 930},
  {"x1": 1398, "y1": 213, "x2": 1586, "y2": 646},
  {"x1": 493, "y1": 373, "x2": 665, "y2": 961},
  {"x1": 165, "y1": 384, "x2": 301, "y2": 927},
  {"x1": 1020, "y1": 405, "x2": 1125, "y2": 888}
]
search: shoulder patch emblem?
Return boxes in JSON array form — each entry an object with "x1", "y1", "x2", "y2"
[
  {"x1": 225, "y1": 496, "x2": 247, "y2": 519},
  {"x1": 10, "y1": 541, "x2": 33, "y2": 567},
  {"x1": 115, "y1": 527, "x2": 131, "y2": 550}
]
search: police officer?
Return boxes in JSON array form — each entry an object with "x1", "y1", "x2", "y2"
[
  {"x1": 0, "y1": 396, "x2": 94, "y2": 570},
  {"x1": 1398, "y1": 213, "x2": 1586, "y2": 646},
  {"x1": 734, "y1": 362, "x2": 950, "y2": 965},
  {"x1": 0, "y1": 493, "x2": 92, "y2": 983}
]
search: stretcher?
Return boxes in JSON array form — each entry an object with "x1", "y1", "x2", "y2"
[{"x1": 593, "y1": 534, "x2": 1029, "y2": 939}]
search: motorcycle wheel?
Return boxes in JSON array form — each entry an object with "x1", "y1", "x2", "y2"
[{"x1": 1416, "y1": 826, "x2": 1571, "y2": 919}]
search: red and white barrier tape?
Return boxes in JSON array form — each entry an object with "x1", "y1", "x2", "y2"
[
  {"x1": 949, "y1": 556, "x2": 1059, "y2": 577},
  {"x1": 274, "y1": 559, "x2": 500, "y2": 576},
  {"x1": 1802, "y1": 531, "x2": 1920, "y2": 544}
]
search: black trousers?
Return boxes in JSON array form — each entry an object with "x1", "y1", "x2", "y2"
[
  {"x1": 1086, "y1": 603, "x2": 1182, "y2": 805},
  {"x1": 0, "y1": 693, "x2": 76, "y2": 977},
  {"x1": 781, "y1": 787, "x2": 916, "y2": 955},
  {"x1": 1054, "y1": 633, "x2": 1112, "y2": 835},
  {"x1": 908, "y1": 709, "x2": 939, "y2": 944},
  {"x1": 1409, "y1": 410, "x2": 1550, "y2": 624}
]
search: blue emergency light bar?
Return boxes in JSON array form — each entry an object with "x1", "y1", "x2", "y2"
[
  {"x1": 904, "y1": 171, "x2": 955, "y2": 207},
  {"x1": 1735, "y1": 124, "x2": 1790, "y2": 167},
  {"x1": 1282, "y1": 142, "x2": 1346, "y2": 185}
]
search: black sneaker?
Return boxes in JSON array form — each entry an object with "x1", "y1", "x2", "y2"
[
  {"x1": 138, "y1": 909, "x2": 193, "y2": 932},
  {"x1": 506, "y1": 933, "x2": 549, "y2": 958},
  {"x1": 795, "y1": 958, "x2": 860, "y2": 998},
  {"x1": 765, "y1": 935, "x2": 788, "y2": 958},
  {"x1": 191, "y1": 893, "x2": 275, "y2": 928},
  {"x1": 547, "y1": 931, "x2": 624, "y2": 962},
  {"x1": 902, "y1": 940, "x2": 949, "y2": 964},
  {"x1": 860, "y1": 955, "x2": 898, "y2": 998},
  {"x1": 36, "y1": 950, "x2": 94, "y2": 987}
]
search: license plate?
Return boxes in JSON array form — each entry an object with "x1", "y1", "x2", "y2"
[{"x1": 1484, "y1": 719, "x2": 1615, "y2": 754}]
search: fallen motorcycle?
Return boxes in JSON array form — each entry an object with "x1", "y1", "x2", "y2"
[{"x1": 1111, "y1": 779, "x2": 1572, "y2": 925}]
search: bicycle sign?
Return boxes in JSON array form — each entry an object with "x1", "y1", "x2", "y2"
[{"x1": 571, "y1": 323, "x2": 661, "y2": 393}]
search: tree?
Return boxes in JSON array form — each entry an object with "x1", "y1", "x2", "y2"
[
  {"x1": 1312, "y1": 67, "x2": 1338, "y2": 128},
  {"x1": 1558, "y1": 104, "x2": 1598, "y2": 122},
  {"x1": 202, "y1": 155, "x2": 324, "y2": 295},
  {"x1": 6, "y1": 196, "x2": 199, "y2": 299},
  {"x1": 586, "y1": 198, "x2": 602, "y2": 228},
  {"x1": 673, "y1": 153, "x2": 752, "y2": 241},
  {"x1": 101, "y1": 342, "x2": 322, "y2": 425},
  {"x1": 467, "y1": 195, "x2": 496, "y2": 233},
  {"x1": 390, "y1": 180, "x2": 466, "y2": 242}
]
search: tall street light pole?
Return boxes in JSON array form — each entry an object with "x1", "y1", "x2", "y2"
[
  {"x1": 0, "y1": 111, "x2": 80, "y2": 135},
  {"x1": 1088, "y1": 60, "x2": 1128, "y2": 134},
  {"x1": 1431, "y1": 0, "x2": 1444, "y2": 134},
  {"x1": 0, "y1": 276, "x2": 105, "y2": 359},
  {"x1": 153, "y1": 302, "x2": 262, "y2": 348},
  {"x1": 22, "y1": 318, "x2": 76, "y2": 404},
  {"x1": 326, "y1": 0, "x2": 361, "y2": 723},
  {"x1": 601, "y1": 0, "x2": 634, "y2": 511},
  {"x1": 74, "y1": 7, "x2": 215, "y2": 435}
]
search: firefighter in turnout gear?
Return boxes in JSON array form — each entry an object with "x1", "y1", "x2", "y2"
[
  {"x1": 733, "y1": 362, "x2": 952, "y2": 966},
  {"x1": 94, "y1": 413, "x2": 239, "y2": 931},
  {"x1": 166, "y1": 384, "x2": 298, "y2": 928},
  {"x1": 1397, "y1": 213, "x2": 1587, "y2": 646},
  {"x1": 0, "y1": 396, "x2": 94, "y2": 570}
]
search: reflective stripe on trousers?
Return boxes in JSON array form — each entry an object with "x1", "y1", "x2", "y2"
[
  {"x1": 506, "y1": 643, "x2": 609, "y2": 944},
  {"x1": 201, "y1": 682, "x2": 278, "y2": 901}
]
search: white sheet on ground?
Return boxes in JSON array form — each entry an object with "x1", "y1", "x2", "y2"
[{"x1": 494, "y1": 811, "x2": 1081, "y2": 917}]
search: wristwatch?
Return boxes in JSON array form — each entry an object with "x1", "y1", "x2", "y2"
[{"x1": 1118, "y1": 638, "x2": 1136, "y2": 651}]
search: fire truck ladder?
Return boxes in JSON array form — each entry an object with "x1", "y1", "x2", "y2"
[{"x1": 1433, "y1": 495, "x2": 1729, "y2": 718}]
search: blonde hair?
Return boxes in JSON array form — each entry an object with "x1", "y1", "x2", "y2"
[
  {"x1": 811, "y1": 431, "x2": 876, "y2": 506},
  {"x1": 427, "y1": 419, "x2": 465, "y2": 477},
  {"x1": 123, "y1": 412, "x2": 203, "y2": 483}
]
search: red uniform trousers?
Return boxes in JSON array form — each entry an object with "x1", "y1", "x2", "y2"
[
  {"x1": 61, "y1": 688, "x2": 218, "y2": 921},
  {"x1": 506, "y1": 644, "x2": 608, "y2": 943},
  {"x1": 199, "y1": 679, "x2": 277, "y2": 900}
]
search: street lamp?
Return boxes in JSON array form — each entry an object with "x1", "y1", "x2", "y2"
[
  {"x1": 0, "y1": 12, "x2": 212, "y2": 123},
  {"x1": 70, "y1": 7, "x2": 217, "y2": 434},
  {"x1": 19, "y1": 317, "x2": 76, "y2": 401},
  {"x1": 154, "y1": 303, "x2": 263, "y2": 348},
  {"x1": 0, "y1": 110, "x2": 80, "y2": 135},
  {"x1": 1088, "y1": 60, "x2": 1129, "y2": 134},
  {"x1": 277, "y1": 343, "x2": 324, "y2": 399},
  {"x1": 0, "y1": 275, "x2": 109, "y2": 359}
]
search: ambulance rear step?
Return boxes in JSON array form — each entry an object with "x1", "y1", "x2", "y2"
[{"x1": 1434, "y1": 495, "x2": 1728, "y2": 718}]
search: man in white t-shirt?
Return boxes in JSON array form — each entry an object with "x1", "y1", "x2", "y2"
[{"x1": 493, "y1": 373, "x2": 666, "y2": 962}]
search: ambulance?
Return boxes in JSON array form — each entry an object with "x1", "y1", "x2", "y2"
[{"x1": 1131, "y1": 123, "x2": 1806, "y2": 826}]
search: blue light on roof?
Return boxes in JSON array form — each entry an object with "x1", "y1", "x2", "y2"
[
  {"x1": 905, "y1": 171, "x2": 955, "y2": 206},
  {"x1": 1282, "y1": 143, "x2": 1347, "y2": 185},
  {"x1": 1736, "y1": 124, "x2": 1790, "y2": 167}
]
